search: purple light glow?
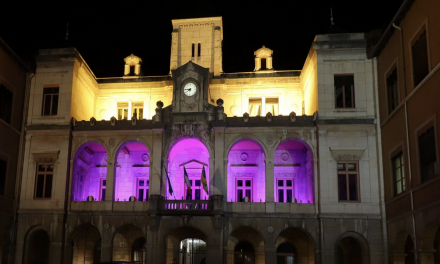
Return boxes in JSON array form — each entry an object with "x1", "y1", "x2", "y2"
[
  {"x1": 166, "y1": 138, "x2": 209, "y2": 200},
  {"x1": 71, "y1": 142, "x2": 108, "y2": 201}
]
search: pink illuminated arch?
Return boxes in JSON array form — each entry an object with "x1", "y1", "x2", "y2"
[
  {"x1": 71, "y1": 142, "x2": 108, "y2": 201},
  {"x1": 227, "y1": 139, "x2": 266, "y2": 202},
  {"x1": 167, "y1": 138, "x2": 210, "y2": 200},
  {"x1": 274, "y1": 139, "x2": 314, "y2": 204},
  {"x1": 114, "y1": 141, "x2": 150, "y2": 202}
]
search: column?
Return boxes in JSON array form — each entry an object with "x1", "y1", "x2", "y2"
[
  {"x1": 209, "y1": 158, "x2": 215, "y2": 196},
  {"x1": 265, "y1": 246, "x2": 276, "y2": 264},
  {"x1": 265, "y1": 157, "x2": 274, "y2": 202},
  {"x1": 241, "y1": 93, "x2": 248, "y2": 116},
  {"x1": 262, "y1": 96, "x2": 266, "y2": 116},
  {"x1": 213, "y1": 128, "x2": 226, "y2": 196},
  {"x1": 128, "y1": 100, "x2": 132, "y2": 120},
  {"x1": 124, "y1": 64, "x2": 129, "y2": 75},
  {"x1": 267, "y1": 56, "x2": 273, "y2": 69},
  {"x1": 206, "y1": 229, "x2": 224, "y2": 264},
  {"x1": 150, "y1": 130, "x2": 164, "y2": 196},
  {"x1": 105, "y1": 158, "x2": 115, "y2": 201},
  {"x1": 254, "y1": 57, "x2": 260, "y2": 71}
]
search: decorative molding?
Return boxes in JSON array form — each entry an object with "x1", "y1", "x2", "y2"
[
  {"x1": 32, "y1": 151, "x2": 59, "y2": 163},
  {"x1": 329, "y1": 147, "x2": 365, "y2": 161},
  {"x1": 234, "y1": 173, "x2": 255, "y2": 177},
  {"x1": 240, "y1": 153, "x2": 248, "y2": 161}
]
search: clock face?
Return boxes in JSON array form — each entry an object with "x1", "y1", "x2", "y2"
[{"x1": 183, "y1": 82, "x2": 197, "y2": 96}]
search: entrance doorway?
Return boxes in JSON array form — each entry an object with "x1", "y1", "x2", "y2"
[{"x1": 179, "y1": 238, "x2": 206, "y2": 264}]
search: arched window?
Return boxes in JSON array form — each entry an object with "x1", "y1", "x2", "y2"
[
  {"x1": 192, "y1": 43, "x2": 195, "y2": 58},
  {"x1": 198, "y1": 43, "x2": 201, "y2": 57},
  {"x1": 234, "y1": 241, "x2": 255, "y2": 264},
  {"x1": 132, "y1": 237, "x2": 146, "y2": 264},
  {"x1": 277, "y1": 242, "x2": 296, "y2": 264}
]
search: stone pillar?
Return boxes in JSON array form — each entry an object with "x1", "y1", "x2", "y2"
[
  {"x1": 265, "y1": 246, "x2": 276, "y2": 264},
  {"x1": 265, "y1": 157, "x2": 274, "y2": 202},
  {"x1": 214, "y1": 128, "x2": 226, "y2": 197},
  {"x1": 419, "y1": 250, "x2": 436, "y2": 264},
  {"x1": 206, "y1": 229, "x2": 224, "y2": 264},
  {"x1": 209, "y1": 158, "x2": 215, "y2": 196},
  {"x1": 267, "y1": 56, "x2": 273, "y2": 69},
  {"x1": 128, "y1": 100, "x2": 132, "y2": 120},
  {"x1": 254, "y1": 57, "x2": 261, "y2": 71},
  {"x1": 146, "y1": 228, "x2": 164, "y2": 264},
  {"x1": 50, "y1": 241, "x2": 62, "y2": 264},
  {"x1": 135, "y1": 64, "x2": 141, "y2": 75},
  {"x1": 100, "y1": 242, "x2": 112, "y2": 262},
  {"x1": 150, "y1": 130, "x2": 164, "y2": 196},
  {"x1": 105, "y1": 158, "x2": 115, "y2": 201},
  {"x1": 124, "y1": 64, "x2": 130, "y2": 75},
  {"x1": 262, "y1": 96, "x2": 266, "y2": 115}
]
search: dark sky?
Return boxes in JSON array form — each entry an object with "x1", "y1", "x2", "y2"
[{"x1": 1, "y1": 1, "x2": 403, "y2": 77}]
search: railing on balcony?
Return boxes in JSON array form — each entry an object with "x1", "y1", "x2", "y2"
[{"x1": 161, "y1": 199, "x2": 211, "y2": 211}]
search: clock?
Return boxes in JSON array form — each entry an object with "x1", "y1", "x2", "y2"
[{"x1": 183, "y1": 82, "x2": 197, "y2": 96}]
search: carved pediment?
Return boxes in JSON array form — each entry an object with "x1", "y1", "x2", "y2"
[
  {"x1": 254, "y1": 45, "x2": 273, "y2": 58},
  {"x1": 32, "y1": 151, "x2": 59, "y2": 163},
  {"x1": 329, "y1": 147, "x2": 365, "y2": 161}
]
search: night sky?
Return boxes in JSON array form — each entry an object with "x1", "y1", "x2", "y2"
[{"x1": 1, "y1": 1, "x2": 403, "y2": 77}]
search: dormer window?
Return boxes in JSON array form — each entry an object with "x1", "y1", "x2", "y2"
[
  {"x1": 254, "y1": 46, "x2": 273, "y2": 71},
  {"x1": 123, "y1": 54, "x2": 142, "y2": 76}
]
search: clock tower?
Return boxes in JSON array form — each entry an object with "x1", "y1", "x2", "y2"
[{"x1": 170, "y1": 17, "x2": 223, "y2": 76}]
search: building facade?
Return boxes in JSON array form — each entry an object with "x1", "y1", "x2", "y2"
[
  {"x1": 370, "y1": 0, "x2": 440, "y2": 263},
  {"x1": 16, "y1": 17, "x2": 386, "y2": 264},
  {"x1": 0, "y1": 38, "x2": 32, "y2": 264}
]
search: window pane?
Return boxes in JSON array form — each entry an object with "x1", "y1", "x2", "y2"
[
  {"x1": 396, "y1": 167, "x2": 401, "y2": 181},
  {"x1": 139, "y1": 180, "x2": 144, "y2": 187},
  {"x1": 195, "y1": 189, "x2": 200, "y2": 200},
  {"x1": 43, "y1": 94, "x2": 51, "y2": 115},
  {"x1": 286, "y1": 180, "x2": 292, "y2": 187},
  {"x1": 245, "y1": 190, "x2": 251, "y2": 200},
  {"x1": 138, "y1": 189, "x2": 144, "y2": 201},
  {"x1": 145, "y1": 189, "x2": 149, "y2": 201},
  {"x1": 245, "y1": 180, "x2": 251, "y2": 187},
  {"x1": 278, "y1": 180, "x2": 283, "y2": 187},
  {"x1": 396, "y1": 181, "x2": 402, "y2": 194},
  {"x1": 102, "y1": 180, "x2": 106, "y2": 187},
  {"x1": 278, "y1": 189, "x2": 284, "y2": 203},
  {"x1": 237, "y1": 189, "x2": 243, "y2": 201},
  {"x1": 51, "y1": 95, "x2": 59, "y2": 115},
  {"x1": 347, "y1": 163, "x2": 356, "y2": 171},
  {"x1": 287, "y1": 190, "x2": 293, "y2": 202},
  {"x1": 412, "y1": 31, "x2": 429, "y2": 86},
  {"x1": 335, "y1": 86, "x2": 343, "y2": 108},
  {"x1": 419, "y1": 127, "x2": 437, "y2": 182},
  {"x1": 337, "y1": 163, "x2": 345, "y2": 171},
  {"x1": 195, "y1": 180, "x2": 201, "y2": 187},
  {"x1": 38, "y1": 164, "x2": 46, "y2": 172},
  {"x1": 47, "y1": 165, "x2": 54, "y2": 172},
  {"x1": 338, "y1": 174, "x2": 347, "y2": 201},
  {"x1": 44, "y1": 175, "x2": 52, "y2": 198},
  {"x1": 348, "y1": 174, "x2": 358, "y2": 201},
  {"x1": 101, "y1": 189, "x2": 106, "y2": 201},
  {"x1": 344, "y1": 85, "x2": 353, "y2": 108},
  {"x1": 139, "y1": 108, "x2": 143, "y2": 119},
  {"x1": 237, "y1": 180, "x2": 243, "y2": 187},
  {"x1": 36, "y1": 174, "x2": 45, "y2": 198}
]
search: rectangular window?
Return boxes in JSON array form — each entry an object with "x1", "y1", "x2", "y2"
[
  {"x1": 337, "y1": 162, "x2": 359, "y2": 202},
  {"x1": 276, "y1": 178, "x2": 294, "y2": 203},
  {"x1": 0, "y1": 84, "x2": 13, "y2": 124},
  {"x1": 392, "y1": 152, "x2": 405, "y2": 195},
  {"x1": 100, "y1": 178, "x2": 106, "y2": 201},
  {"x1": 137, "y1": 178, "x2": 149, "y2": 201},
  {"x1": 185, "y1": 179, "x2": 203, "y2": 200},
  {"x1": 42, "y1": 87, "x2": 59, "y2": 116},
  {"x1": 387, "y1": 68, "x2": 399, "y2": 114},
  {"x1": 334, "y1": 75, "x2": 355, "y2": 108},
  {"x1": 117, "y1": 102, "x2": 128, "y2": 120},
  {"x1": 132, "y1": 102, "x2": 144, "y2": 120},
  {"x1": 35, "y1": 163, "x2": 54, "y2": 199},
  {"x1": 248, "y1": 97, "x2": 279, "y2": 116},
  {"x1": 0, "y1": 159, "x2": 7, "y2": 195},
  {"x1": 419, "y1": 127, "x2": 438, "y2": 183},
  {"x1": 412, "y1": 31, "x2": 429, "y2": 87},
  {"x1": 236, "y1": 178, "x2": 252, "y2": 202}
]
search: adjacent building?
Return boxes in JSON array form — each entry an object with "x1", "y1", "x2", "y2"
[
  {"x1": 0, "y1": 38, "x2": 32, "y2": 264},
  {"x1": 370, "y1": 0, "x2": 440, "y2": 263},
  {"x1": 16, "y1": 17, "x2": 386, "y2": 264}
]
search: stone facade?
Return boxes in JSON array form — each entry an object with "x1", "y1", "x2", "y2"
[{"x1": 15, "y1": 17, "x2": 386, "y2": 264}]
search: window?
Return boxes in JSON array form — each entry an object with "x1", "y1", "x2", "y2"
[
  {"x1": 393, "y1": 152, "x2": 405, "y2": 195},
  {"x1": 248, "y1": 97, "x2": 279, "y2": 116},
  {"x1": 337, "y1": 162, "x2": 359, "y2": 201},
  {"x1": 192, "y1": 43, "x2": 195, "y2": 58},
  {"x1": 0, "y1": 84, "x2": 13, "y2": 123},
  {"x1": 198, "y1": 43, "x2": 201, "y2": 57},
  {"x1": 42, "y1": 87, "x2": 59, "y2": 116},
  {"x1": 132, "y1": 102, "x2": 144, "y2": 120},
  {"x1": 136, "y1": 178, "x2": 149, "y2": 201},
  {"x1": 412, "y1": 30, "x2": 429, "y2": 87},
  {"x1": 0, "y1": 159, "x2": 6, "y2": 195},
  {"x1": 334, "y1": 75, "x2": 355, "y2": 108},
  {"x1": 117, "y1": 102, "x2": 128, "y2": 120},
  {"x1": 387, "y1": 68, "x2": 399, "y2": 114},
  {"x1": 276, "y1": 178, "x2": 294, "y2": 203},
  {"x1": 35, "y1": 163, "x2": 54, "y2": 198},
  {"x1": 185, "y1": 179, "x2": 202, "y2": 200},
  {"x1": 236, "y1": 178, "x2": 252, "y2": 202},
  {"x1": 418, "y1": 127, "x2": 438, "y2": 183},
  {"x1": 100, "y1": 178, "x2": 106, "y2": 201}
]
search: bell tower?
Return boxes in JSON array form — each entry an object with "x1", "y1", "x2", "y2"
[{"x1": 170, "y1": 17, "x2": 223, "y2": 76}]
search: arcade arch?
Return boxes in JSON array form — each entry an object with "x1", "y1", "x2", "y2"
[
  {"x1": 112, "y1": 224, "x2": 145, "y2": 262},
  {"x1": 276, "y1": 227, "x2": 315, "y2": 264},
  {"x1": 335, "y1": 232, "x2": 370, "y2": 264},
  {"x1": 25, "y1": 229, "x2": 50, "y2": 264},
  {"x1": 167, "y1": 138, "x2": 210, "y2": 200},
  {"x1": 274, "y1": 139, "x2": 314, "y2": 204},
  {"x1": 70, "y1": 224, "x2": 101, "y2": 264},
  {"x1": 228, "y1": 226, "x2": 265, "y2": 264},
  {"x1": 72, "y1": 142, "x2": 108, "y2": 201},
  {"x1": 227, "y1": 139, "x2": 266, "y2": 202},
  {"x1": 114, "y1": 141, "x2": 150, "y2": 202},
  {"x1": 166, "y1": 226, "x2": 207, "y2": 264}
]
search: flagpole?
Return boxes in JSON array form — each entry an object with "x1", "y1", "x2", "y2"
[{"x1": 163, "y1": 164, "x2": 176, "y2": 200}]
